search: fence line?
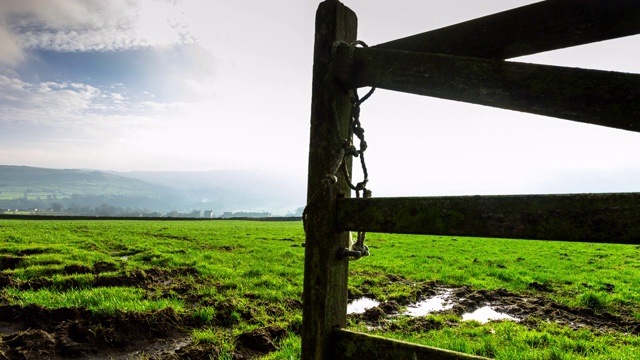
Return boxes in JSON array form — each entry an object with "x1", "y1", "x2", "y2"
[
  {"x1": 337, "y1": 194, "x2": 640, "y2": 243},
  {"x1": 334, "y1": 44, "x2": 640, "y2": 132},
  {"x1": 303, "y1": 1, "x2": 640, "y2": 358},
  {"x1": 374, "y1": 0, "x2": 640, "y2": 59}
]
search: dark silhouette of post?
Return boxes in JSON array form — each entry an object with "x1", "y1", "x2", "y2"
[{"x1": 302, "y1": 1, "x2": 356, "y2": 359}]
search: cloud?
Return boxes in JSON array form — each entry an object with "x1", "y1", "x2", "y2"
[
  {"x1": 0, "y1": 0, "x2": 217, "y2": 103},
  {"x1": 0, "y1": 76, "x2": 98, "y2": 122},
  {"x1": 0, "y1": 0, "x2": 194, "y2": 67},
  {"x1": 0, "y1": 19, "x2": 24, "y2": 66},
  {"x1": 0, "y1": 72, "x2": 196, "y2": 172},
  {"x1": 0, "y1": 75, "x2": 183, "y2": 126}
]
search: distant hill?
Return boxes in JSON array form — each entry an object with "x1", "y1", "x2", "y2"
[
  {"x1": 0, "y1": 165, "x2": 166, "y2": 198},
  {"x1": 0, "y1": 165, "x2": 179, "y2": 215},
  {"x1": 115, "y1": 169, "x2": 306, "y2": 215},
  {"x1": 0, "y1": 166, "x2": 306, "y2": 216}
]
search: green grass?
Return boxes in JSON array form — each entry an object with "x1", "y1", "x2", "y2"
[
  {"x1": 350, "y1": 233, "x2": 640, "y2": 316},
  {"x1": 1, "y1": 219, "x2": 639, "y2": 359},
  {"x1": 351, "y1": 317, "x2": 640, "y2": 360},
  {"x1": 5, "y1": 287, "x2": 184, "y2": 314}
]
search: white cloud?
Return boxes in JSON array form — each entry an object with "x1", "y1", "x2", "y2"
[
  {"x1": 0, "y1": 0, "x2": 194, "y2": 66},
  {"x1": 0, "y1": 73, "x2": 198, "y2": 171},
  {"x1": 0, "y1": 76, "x2": 97, "y2": 122},
  {"x1": 0, "y1": 19, "x2": 24, "y2": 66},
  {"x1": 0, "y1": 75, "x2": 182, "y2": 126},
  {"x1": 17, "y1": 28, "x2": 145, "y2": 52}
]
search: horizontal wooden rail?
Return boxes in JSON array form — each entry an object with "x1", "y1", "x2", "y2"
[
  {"x1": 336, "y1": 193, "x2": 640, "y2": 243},
  {"x1": 334, "y1": 45, "x2": 640, "y2": 133},
  {"x1": 374, "y1": 0, "x2": 640, "y2": 59},
  {"x1": 330, "y1": 329, "x2": 489, "y2": 360}
]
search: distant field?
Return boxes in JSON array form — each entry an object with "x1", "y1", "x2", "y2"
[
  {"x1": 0, "y1": 166, "x2": 163, "y2": 202},
  {"x1": 1, "y1": 219, "x2": 639, "y2": 359},
  {"x1": 0, "y1": 183, "x2": 155, "y2": 200},
  {"x1": 0, "y1": 188, "x2": 71, "y2": 201}
]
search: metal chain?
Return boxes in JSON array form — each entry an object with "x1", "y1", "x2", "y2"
[
  {"x1": 304, "y1": 40, "x2": 375, "y2": 260},
  {"x1": 341, "y1": 41, "x2": 375, "y2": 259},
  {"x1": 346, "y1": 85, "x2": 374, "y2": 259},
  {"x1": 342, "y1": 86, "x2": 374, "y2": 198}
]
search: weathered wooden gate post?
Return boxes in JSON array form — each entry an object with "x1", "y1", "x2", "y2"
[{"x1": 302, "y1": 1, "x2": 356, "y2": 359}]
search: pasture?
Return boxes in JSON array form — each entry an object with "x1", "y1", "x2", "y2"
[{"x1": 0, "y1": 219, "x2": 639, "y2": 359}]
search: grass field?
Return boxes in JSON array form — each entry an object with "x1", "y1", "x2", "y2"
[
  {"x1": 0, "y1": 185, "x2": 154, "y2": 201},
  {"x1": 1, "y1": 219, "x2": 639, "y2": 359}
]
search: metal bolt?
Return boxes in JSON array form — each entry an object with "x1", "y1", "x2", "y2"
[{"x1": 338, "y1": 247, "x2": 362, "y2": 260}]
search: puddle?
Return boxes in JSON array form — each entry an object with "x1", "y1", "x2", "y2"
[
  {"x1": 347, "y1": 297, "x2": 380, "y2": 314},
  {"x1": 462, "y1": 306, "x2": 519, "y2": 323},
  {"x1": 349, "y1": 288, "x2": 520, "y2": 324},
  {"x1": 347, "y1": 283, "x2": 639, "y2": 334},
  {"x1": 404, "y1": 291, "x2": 454, "y2": 316},
  {"x1": 401, "y1": 289, "x2": 519, "y2": 324}
]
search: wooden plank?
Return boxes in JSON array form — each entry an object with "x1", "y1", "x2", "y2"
[
  {"x1": 330, "y1": 329, "x2": 490, "y2": 360},
  {"x1": 374, "y1": 0, "x2": 640, "y2": 59},
  {"x1": 334, "y1": 45, "x2": 640, "y2": 133},
  {"x1": 302, "y1": 1, "x2": 356, "y2": 359},
  {"x1": 336, "y1": 193, "x2": 640, "y2": 243}
]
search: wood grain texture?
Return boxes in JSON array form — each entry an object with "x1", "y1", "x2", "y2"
[
  {"x1": 375, "y1": 0, "x2": 640, "y2": 59},
  {"x1": 337, "y1": 193, "x2": 640, "y2": 243},
  {"x1": 302, "y1": 1, "x2": 356, "y2": 359},
  {"x1": 334, "y1": 45, "x2": 640, "y2": 132},
  {"x1": 331, "y1": 329, "x2": 490, "y2": 360}
]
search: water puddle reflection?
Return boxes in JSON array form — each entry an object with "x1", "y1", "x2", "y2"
[
  {"x1": 349, "y1": 289, "x2": 520, "y2": 324},
  {"x1": 347, "y1": 297, "x2": 380, "y2": 314},
  {"x1": 403, "y1": 289, "x2": 519, "y2": 323},
  {"x1": 404, "y1": 291, "x2": 454, "y2": 316},
  {"x1": 462, "y1": 306, "x2": 518, "y2": 323}
]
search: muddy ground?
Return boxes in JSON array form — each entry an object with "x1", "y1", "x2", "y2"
[
  {"x1": 0, "y1": 262, "x2": 290, "y2": 360},
  {"x1": 1, "y1": 268, "x2": 639, "y2": 359},
  {"x1": 0, "y1": 303, "x2": 287, "y2": 360},
  {"x1": 350, "y1": 278, "x2": 640, "y2": 336}
]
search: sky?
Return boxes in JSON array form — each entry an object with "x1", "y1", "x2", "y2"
[{"x1": 1, "y1": 0, "x2": 639, "y2": 197}]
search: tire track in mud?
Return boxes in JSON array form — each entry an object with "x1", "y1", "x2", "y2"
[
  {"x1": 0, "y1": 304, "x2": 289, "y2": 360},
  {"x1": 0, "y1": 263, "x2": 293, "y2": 359}
]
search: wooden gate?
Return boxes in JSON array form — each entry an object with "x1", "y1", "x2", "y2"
[{"x1": 302, "y1": 1, "x2": 640, "y2": 358}]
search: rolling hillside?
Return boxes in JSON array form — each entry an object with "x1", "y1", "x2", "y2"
[
  {"x1": 115, "y1": 169, "x2": 306, "y2": 215},
  {"x1": 0, "y1": 165, "x2": 165, "y2": 200},
  {"x1": 0, "y1": 166, "x2": 305, "y2": 216}
]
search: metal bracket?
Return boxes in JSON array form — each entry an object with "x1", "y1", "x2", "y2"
[{"x1": 338, "y1": 247, "x2": 362, "y2": 260}]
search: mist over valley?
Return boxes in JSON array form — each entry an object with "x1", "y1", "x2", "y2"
[{"x1": 0, "y1": 165, "x2": 305, "y2": 217}]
